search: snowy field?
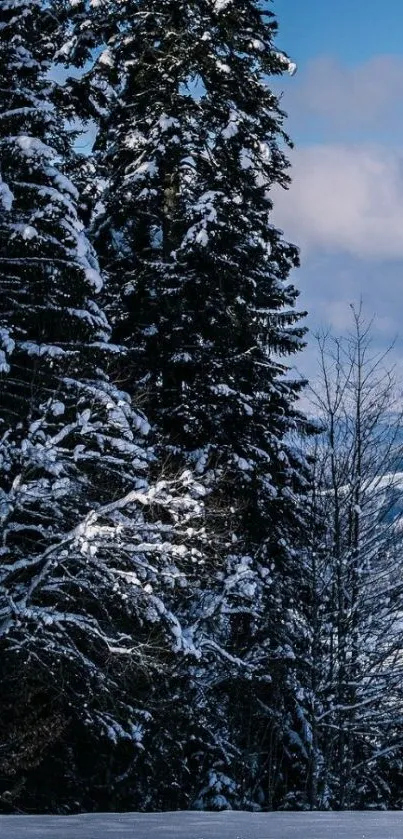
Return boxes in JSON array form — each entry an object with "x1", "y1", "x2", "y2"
[{"x1": 1, "y1": 811, "x2": 403, "y2": 839}]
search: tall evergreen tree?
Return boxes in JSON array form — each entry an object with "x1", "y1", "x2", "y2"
[
  {"x1": 0, "y1": 0, "x2": 210, "y2": 811},
  {"x1": 70, "y1": 0, "x2": 314, "y2": 809},
  {"x1": 92, "y1": 2, "x2": 307, "y2": 534}
]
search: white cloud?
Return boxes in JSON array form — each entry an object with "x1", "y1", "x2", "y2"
[
  {"x1": 274, "y1": 144, "x2": 403, "y2": 259},
  {"x1": 281, "y1": 54, "x2": 403, "y2": 135},
  {"x1": 270, "y1": 54, "x2": 403, "y2": 382}
]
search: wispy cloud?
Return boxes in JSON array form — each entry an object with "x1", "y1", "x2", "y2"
[
  {"x1": 274, "y1": 144, "x2": 403, "y2": 259},
  {"x1": 282, "y1": 54, "x2": 403, "y2": 136},
  {"x1": 271, "y1": 52, "x2": 403, "y2": 379}
]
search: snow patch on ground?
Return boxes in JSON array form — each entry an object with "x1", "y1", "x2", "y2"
[{"x1": 1, "y1": 811, "x2": 403, "y2": 839}]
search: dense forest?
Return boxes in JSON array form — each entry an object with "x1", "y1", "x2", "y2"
[{"x1": 1, "y1": 0, "x2": 403, "y2": 814}]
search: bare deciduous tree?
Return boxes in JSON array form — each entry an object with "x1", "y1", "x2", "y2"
[{"x1": 304, "y1": 304, "x2": 403, "y2": 809}]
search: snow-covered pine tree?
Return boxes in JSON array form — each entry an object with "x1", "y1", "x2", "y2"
[
  {"x1": 0, "y1": 0, "x2": 211, "y2": 811},
  {"x1": 92, "y1": 2, "x2": 307, "y2": 518},
  {"x1": 66, "y1": 0, "x2": 313, "y2": 808}
]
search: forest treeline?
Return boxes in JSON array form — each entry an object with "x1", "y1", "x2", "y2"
[{"x1": 1, "y1": 0, "x2": 403, "y2": 813}]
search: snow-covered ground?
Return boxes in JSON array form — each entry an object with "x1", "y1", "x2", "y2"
[{"x1": 1, "y1": 811, "x2": 403, "y2": 838}]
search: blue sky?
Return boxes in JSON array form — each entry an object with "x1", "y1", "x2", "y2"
[
  {"x1": 269, "y1": 0, "x2": 403, "y2": 380},
  {"x1": 277, "y1": 0, "x2": 403, "y2": 66}
]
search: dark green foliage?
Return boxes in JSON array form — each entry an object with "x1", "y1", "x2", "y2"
[
  {"x1": 84, "y1": 0, "x2": 313, "y2": 809},
  {"x1": 0, "y1": 0, "x2": 210, "y2": 812}
]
